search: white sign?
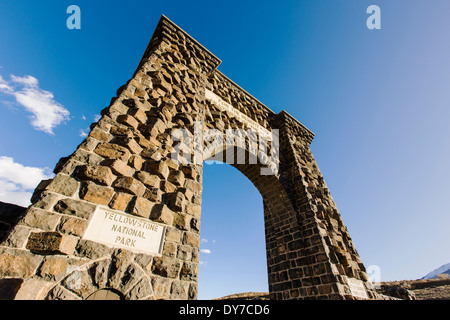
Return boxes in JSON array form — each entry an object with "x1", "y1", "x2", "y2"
[
  {"x1": 83, "y1": 206, "x2": 165, "y2": 255},
  {"x1": 346, "y1": 277, "x2": 369, "y2": 299},
  {"x1": 205, "y1": 89, "x2": 272, "y2": 141}
]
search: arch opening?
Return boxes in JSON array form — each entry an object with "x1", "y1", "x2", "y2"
[{"x1": 198, "y1": 162, "x2": 269, "y2": 300}]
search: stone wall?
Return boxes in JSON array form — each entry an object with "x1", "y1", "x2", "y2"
[{"x1": 0, "y1": 15, "x2": 383, "y2": 300}]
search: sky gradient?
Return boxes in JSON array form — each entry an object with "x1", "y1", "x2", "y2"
[{"x1": 0, "y1": 1, "x2": 449, "y2": 299}]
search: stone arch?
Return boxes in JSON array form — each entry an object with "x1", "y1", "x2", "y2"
[{"x1": 0, "y1": 15, "x2": 387, "y2": 300}]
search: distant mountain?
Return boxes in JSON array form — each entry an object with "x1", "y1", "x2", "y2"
[{"x1": 421, "y1": 262, "x2": 450, "y2": 280}]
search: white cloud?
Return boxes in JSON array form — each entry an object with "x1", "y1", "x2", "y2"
[
  {"x1": 81, "y1": 114, "x2": 86, "y2": 121},
  {"x1": 0, "y1": 156, "x2": 54, "y2": 207},
  {"x1": 0, "y1": 75, "x2": 12, "y2": 92},
  {"x1": 94, "y1": 114, "x2": 101, "y2": 122},
  {"x1": 201, "y1": 238, "x2": 208, "y2": 243},
  {"x1": 200, "y1": 249, "x2": 212, "y2": 254},
  {"x1": 0, "y1": 74, "x2": 70, "y2": 134},
  {"x1": 79, "y1": 128, "x2": 88, "y2": 137}
]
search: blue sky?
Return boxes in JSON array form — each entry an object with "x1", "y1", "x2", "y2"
[{"x1": 0, "y1": 1, "x2": 449, "y2": 299}]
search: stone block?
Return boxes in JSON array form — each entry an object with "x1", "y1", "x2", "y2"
[
  {"x1": 111, "y1": 136, "x2": 143, "y2": 155},
  {"x1": 38, "y1": 256, "x2": 69, "y2": 282},
  {"x1": 185, "y1": 203, "x2": 201, "y2": 219},
  {"x1": 183, "y1": 232, "x2": 200, "y2": 248},
  {"x1": 168, "y1": 170, "x2": 185, "y2": 186},
  {"x1": 151, "y1": 256, "x2": 180, "y2": 278},
  {"x1": 88, "y1": 127, "x2": 110, "y2": 142},
  {"x1": 180, "y1": 262, "x2": 198, "y2": 281},
  {"x1": 117, "y1": 114, "x2": 139, "y2": 129},
  {"x1": 76, "y1": 165, "x2": 115, "y2": 186},
  {"x1": 128, "y1": 155, "x2": 144, "y2": 171},
  {"x1": 0, "y1": 249, "x2": 43, "y2": 278},
  {"x1": 79, "y1": 181, "x2": 115, "y2": 206},
  {"x1": 143, "y1": 187, "x2": 162, "y2": 203},
  {"x1": 165, "y1": 227, "x2": 182, "y2": 243},
  {"x1": 170, "y1": 280, "x2": 188, "y2": 300},
  {"x1": 130, "y1": 196, "x2": 155, "y2": 219},
  {"x1": 144, "y1": 161, "x2": 169, "y2": 179},
  {"x1": 25, "y1": 232, "x2": 78, "y2": 255},
  {"x1": 21, "y1": 208, "x2": 61, "y2": 231},
  {"x1": 112, "y1": 177, "x2": 146, "y2": 197},
  {"x1": 57, "y1": 216, "x2": 87, "y2": 237},
  {"x1": 94, "y1": 142, "x2": 131, "y2": 162},
  {"x1": 173, "y1": 213, "x2": 189, "y2": 231},
  {"x1": 151, "y1": 276, "x2": 171, "y2": 300},
  {"x1": 109, "y1": 192, "x2": 133, "y2": 211},
  {"x1": 136, "y1": 171, "x2": 161, "y2": 188},
  {"x1": 75, "y1": 239, "x2": 113, "y2": 260},
  {"x1": 46, "y1": 174, "x2": 80, "y2": 197},
  {"x1": 3, "y1": 225, "x2": 30, "y2": 248},
  {"x1": 165, "y1": 192, "x2": 185, "y2": 212},
  {"x1": 102, "y1": 159, "x2": 135, "y2": 177},
  {"x1": 150, "y1": 204, "x2": 174, "y2": 225},
  {"x1": 163, "y1": 242, "x2": 177, "y2": 258},
  {"x1": 160, "y1": 180, "x2": 176, "y2": 193},
  {"x1": 14, "y1": 278, "x2": 54, "y2": 300},
  {"x1": 125, "y1": 278, "x2": 153, "y2": 300},
  {"x1": 128, "y1": 108, "x2": 148, "y2": 124},
  {"x1": 53, "y1": 198, "x2": 97, "y2": 220},
  {"x1": 183, "y1": 179, "x2": 202, "y2": 193}
]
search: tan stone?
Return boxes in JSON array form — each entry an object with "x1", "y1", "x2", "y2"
[
  {"x1": 128, "y1": 108, "x2": 147, "y2": 124},
  {"x1": 76, "y1": 165, "x2": 115, "y2": 186},
  {"x1": 26, "y1": 232, "x2": 78, "y2": 255},
  {"x1": 57, "y1": 216, "x2": 87, "y2": 237},
  {"x1": 112, "y1": 136, "x2": 143, "y2": 155},
  {"x1": 160, "y1": 180, "x2": 177, "y2": 193},
  {"x1": 94, "y1": 142, "x2": 131, "y2": 162},
  {"x1": 38, "y1": 256, "x2": 69, "y2": 281},
  {"x1": 53, "y1": 198, "x2": 97, "y2": 220},
  {"x1": 173, "y1": 213, "x2": 189, "y2": 231},
  {"x1": 46, "y1": 174, "x2": 80, "y2": 197},
  {"x1": 0, "y1": 250, "x2": 43, "y2": 278},
  {"x1": 168, "y1": 170, "x2": 185, "y2": 186},
  {"x1": 88, "y1": 127, "x2": 110, "y2": 142},
  {"x1": 112, "y1": 177, "x2": 146, "y2": 196},
  {"x1": 145, "y1": 161, "x2": 169, "y2": 179},
  {"x1": 136, "y1": 171, "x2": 160, "y2": 188},
  {"x1": 185, "y1": 203, "x2": 201, "y2": 219},
  {"x1": 80, "y1": 181, "x2": 114, "y2": 206},
  {"x1": 143, "y1": 187, "x2": 162, "y2": 202},
  {"x1": 117, "y1": 114, "x2": 139, "y2": 129},
  {"x1": 150, "y1": 204, "x2": 174, "y2": 225},
  {"x1": 166, "y1": 192, "x2": 185, "y2": 212},
  {"x1": 102, "y1": 159, "x2": 135, "y2": 177},
  {"x1": 151, "y1": 256, "x2": 180, "y2": 278},
  {"x1": 165, "y1": 227, "x2": 182, "y2": 243},
  {"x1": 14, "y1": 278, "x2": 54, "y2": 300},
  {"x1": 162, "y1": 242, "x2": 177, "y2": 258},
  {"x1": 109, "y1": 192, "x2": 133, "y2": 211},
  {"x1": 128, "y1": 155, "x2": 144, "y2": 171},
  {"x1": 130, "y1": 196, "x2": 155, "y2": 219},
  {"x1": 21, "y1": 208, "x2": 61, "y2": 231},
  {"x1": 183, "y1": 232, "x2": 200, "y2": 248}
]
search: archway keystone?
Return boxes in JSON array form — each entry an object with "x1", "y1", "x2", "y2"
[{"x1": 0, "y1": 15, "x2": 384, "y2": 300}]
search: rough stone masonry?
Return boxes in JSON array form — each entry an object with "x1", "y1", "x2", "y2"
[{"x1": 0, "y1": 15, "x2": 386, "y2": 300}]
